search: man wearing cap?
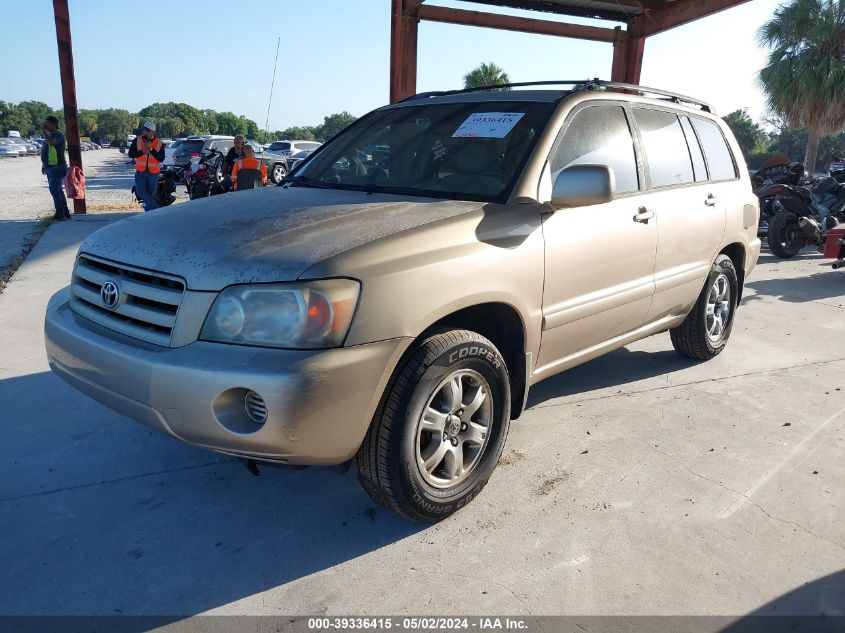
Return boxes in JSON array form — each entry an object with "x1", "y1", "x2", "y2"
[{"x1": 128, "y1": 121, "x2": 165, "y2": 211}]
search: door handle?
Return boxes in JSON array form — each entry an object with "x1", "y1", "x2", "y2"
[
  {"x1": 634, "y1": 207, "x2": 654, "y2": 223},
  {"x1": 705, "y1": 193, "x2": 718, "y2": 207}
]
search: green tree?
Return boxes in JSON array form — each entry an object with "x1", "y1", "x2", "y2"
[
  {"x1": 215, "y1": 111, "x2": 247, "y2": 136},
  {"x1": 0, "y1": 102, "x2": 32, "y2": 136},
  {"x1": 463, "y1": 62, "x2": 510, "y2": 89},
  {"x1": 758, "y1": 0, "x2": 845, "y2": 171},
  {"x1": 275, "y1": 126, "x2": 317, "y2": 141},
  {"x1": 77, "y1": 109, "x2": 98, "y2": 136},
  {"x1": 723, "y1": 108, "x2": 766, "y2": 160},
  {"x1": 95, "y1": 108, "x2": 138, "y2": 142},
  {"x1": 315, "y1": 112, "x2": 357, "y2": 141}
]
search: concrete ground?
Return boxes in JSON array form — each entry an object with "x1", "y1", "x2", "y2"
[
  {"x1": 0, "y1": 217, "x2": 843, "y2": 619},
  {"x1": 0, "y1": 151, "x2": 141, "y2": 273}
]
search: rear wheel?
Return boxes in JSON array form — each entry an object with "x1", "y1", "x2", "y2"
[
  {"x1": 768, "y1": 211, "x2": 805, "y2": 258},
  {"x1": 354, "y1": 329, "x2": 511, "y2": 522},
  {"x1": 670, "y1": 254, "x2": 738, "y2": 360},
  {"x1": 271, "y1": 162, "x2": 287, "y2": 184}
]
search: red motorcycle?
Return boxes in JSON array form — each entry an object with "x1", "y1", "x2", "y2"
[{"x1": 184, "y1": 148, "x2": 229, "y2": 200}]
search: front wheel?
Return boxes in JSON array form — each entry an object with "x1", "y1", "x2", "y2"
[
  {"x1": 768, "y1": 211, "x2": 805, "y2": 258},
  {"x1": 354, "y1": 329, "x2": 511, "y2": 522},
  {"x1": 670, "y1": 254, "x2": 738, "y2": 360}
]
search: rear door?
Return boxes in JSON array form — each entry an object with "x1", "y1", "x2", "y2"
[
  {"x1": 632, "y1": 108, "x2": 731, "y2": 321},
  {"x1": 536, "y1": 103, "x2": 657, "y2": 374}
]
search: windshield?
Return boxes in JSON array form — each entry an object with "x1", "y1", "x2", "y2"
[
  {"x1": 293, "y1": 101, "x2": 553, "y2": 202},
  {"x1": 268, "y1": 142, "x2": 291, "y2": 151}
]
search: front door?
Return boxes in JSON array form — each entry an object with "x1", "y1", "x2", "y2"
[{"x1": 535, "y1": 104, "x2": 657, "y2": 375}]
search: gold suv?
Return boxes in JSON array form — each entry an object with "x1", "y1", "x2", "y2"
[{"x1": 44, "y1": 81, "x2": 761, "y2": 521}]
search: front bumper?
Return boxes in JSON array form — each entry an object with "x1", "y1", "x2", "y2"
[{"x1": 45, "y1": 288, "x2": 411, "y2": 465}]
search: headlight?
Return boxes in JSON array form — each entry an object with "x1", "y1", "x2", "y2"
[{"x1": 200, "y1": 279, "x2": 360, "y2": 349}]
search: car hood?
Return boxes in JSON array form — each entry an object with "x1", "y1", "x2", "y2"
[{"x1": 79, "y1": 187, "x2": 481, "y2": 290}]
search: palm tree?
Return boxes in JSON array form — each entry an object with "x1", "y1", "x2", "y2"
[
  {"x1": 463, "y1": 62, "x2": 511, "y2": 89},
  {"x1": 757, "y1": 0, "x2": 845, "y2": 172}
]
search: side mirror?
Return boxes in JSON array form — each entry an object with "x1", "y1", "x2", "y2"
[{"x1": 551, "y1": 164, "x2": 615, "y2": 209}]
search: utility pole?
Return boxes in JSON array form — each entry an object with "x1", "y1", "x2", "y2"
[{"x1": 52, "y1": 0, "x2": 86, "y2": 213}]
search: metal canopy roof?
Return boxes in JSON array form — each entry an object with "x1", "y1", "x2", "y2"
[{"x1": 391, "y1": 0, "x2": 750, "y2": 102}]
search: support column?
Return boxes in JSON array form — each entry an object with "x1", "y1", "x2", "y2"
[
  {"x1": 390, "y1": 0, "x2": 420, "y2": 103},
  {"x1": 611, "y1": 26, "x2": 645, "y2": 85},
  {"x1": 53, "y1": 0, "x2": 85, "y2": 213}
]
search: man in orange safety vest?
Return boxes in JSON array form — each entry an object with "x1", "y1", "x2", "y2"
[
  {"x1": 127, "y1": 121, "x2": 165, "y2": 210},
  {"x1": 231, "y1": 145, "x2": 267, "y2": 190}
]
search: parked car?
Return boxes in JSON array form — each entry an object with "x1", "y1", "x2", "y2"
[
  {"x1": 44, "y1": 80, "x2": 760, "y2": 521},
  {"x1": 162, "y1": 138, "x2": 186, "y2": 167},
  {"x1": 266, "y1": 139, "x2": 321, "y2": 158},
  {"x1": 7, "y1": 137, "x2": 39, "y2": 155},
  {"x1": 100, "y1": 140, "x2": 111, "y2": 148},
  {"x1": 245, "y1": 140, "x2": 290, "y2": 183},
  {"x1": 287, "y1": 149, "x2": 315, "y2": 172},
  {"x1": 171, "y1": 135, "x2": 235, "y2": 168},
  {"x1": 0, "y1": 139, "x2": 20, "y2": 157},
  {"x1": 1, "y1": 138, "x2": 27, "y2": 156}
]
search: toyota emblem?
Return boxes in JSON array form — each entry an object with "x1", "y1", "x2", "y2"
[{"x1": 100, "y1": 280, "x2": 120, "y2": 310}]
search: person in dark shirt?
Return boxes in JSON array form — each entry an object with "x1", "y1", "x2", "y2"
[
  {"x1": 40, "y1": 116, "x2": 71, "y2": 221},
  {"x1": 223, "y1": 135, "x2": 246, "y2": 188},
  {"x1": 127, "y1": 121, "x2": 166, "y2": 211}
]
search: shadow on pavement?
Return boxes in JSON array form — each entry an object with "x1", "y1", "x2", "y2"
[
  {"x1": 721, "y1": 569, "x2": 845, "y2": 631},
  {"x1": 744, "y1": 269, "x2": 845, "y2": 304},
  {"x1": 526, "y1": 348, "x2": 698, "y2": 408},
  {"x1": 0, "y1": 369, "x2": 425, "y2": 616}
]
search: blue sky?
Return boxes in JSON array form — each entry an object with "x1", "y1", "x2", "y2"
[{"x1": 0, "y1": 0, "x2": 782, "y2": 130}]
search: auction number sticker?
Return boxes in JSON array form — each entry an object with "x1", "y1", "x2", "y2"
[{"x1": 451, "y1": 112, "x2": 525, "y2": 138}]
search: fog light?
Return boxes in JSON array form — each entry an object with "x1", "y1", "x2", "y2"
[{"x1": 244, "y1": 391, "x2": 267, "y2": 424}]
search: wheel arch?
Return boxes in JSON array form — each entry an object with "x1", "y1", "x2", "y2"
[
  {"x1": 719, "y1": 242, "x2": 746, "y2": 303},
  {"x1": 410, "y1": 302, "x2": 529, "y2": 421}
]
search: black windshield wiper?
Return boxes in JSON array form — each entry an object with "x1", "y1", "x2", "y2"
[{"x1": 282, "y1": 176, "x2": 341, "y2": 189}]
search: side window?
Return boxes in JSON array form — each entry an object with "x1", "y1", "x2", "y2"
[
  {"x1": 680, "y1": 116, "x2": 707, "y2": 182},
  {"x1": 691, "y1": 118, "x2": 737, "y2": 181},
  {"x1": 550, "y1": 105, "x2": 639, "y2": 194},
  {"x1": 634, "y1": 108, "x2": 694, "y2": 187}
]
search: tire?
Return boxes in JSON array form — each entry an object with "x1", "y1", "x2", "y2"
[
  {"x1": 354, "y1": 329, "x2": 511, "y2": 522},
  {"x1": 271, "y1": 162, "x2": 287, "y2": 184},
  {"x1": 670, "y1": 254, "x2": 738, "y2": 360},
  {"x1": 767, "y1": 211, "x2": 805, "y2": 258}
]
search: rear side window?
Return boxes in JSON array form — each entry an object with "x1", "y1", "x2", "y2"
[
  {"x1": 270, "y1": 142, "x2": 291, "y2": 151},
  {"x1": 551, "y1": 105, "x2": 639, "y2": 194},
  {"x1": 679, "y1": 116, "x2": 707, "y2": 182},
  {"x1": 634, "y1": 108, "x2": 694, "y2": 187},
  {"x1": 691, "y1": 118, "x2": 737, "y2": 181}
]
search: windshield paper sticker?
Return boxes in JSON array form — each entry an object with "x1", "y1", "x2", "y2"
[{"x1": 452, "y1": 112, "x2": 525, "y2": 138}]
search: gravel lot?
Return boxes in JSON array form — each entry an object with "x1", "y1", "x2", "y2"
[
  {"x1": 0, "y1": 150, "x2": 154, "y2": 278},
  {"x1": 0, "y1": 150, "x2": 140, "y2": 222}
]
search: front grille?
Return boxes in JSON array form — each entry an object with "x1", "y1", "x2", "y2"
[{"x1": 70, "y1": 254, "x2": 186, "y2": 346}]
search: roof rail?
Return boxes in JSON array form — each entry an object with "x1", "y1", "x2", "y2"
[{"x1": 400, "y1": 78, "x2": 715, "y2": 113}]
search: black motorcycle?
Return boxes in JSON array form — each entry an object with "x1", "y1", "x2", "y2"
[
  {"x1": 753, "y1": 162, "x2": 807, "y2": 238},
  {"x1": 129, "y1": 162, "x2": 182, "y2": 209},
  {"x1": 762, "y1": 173, "x2": 845, "y2": 258},
  {"x1": 184, "y1": 148, "x2": 228, "y2": 200}
]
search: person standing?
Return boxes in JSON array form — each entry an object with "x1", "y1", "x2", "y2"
[
  {"x1": 40, "y1": 116, "x2": 71, "y2": 221},
  {"x1": 230, "y1": 145, "x2": 267, "y2": 190},
  {"x1": 223, "y1": 135, "x2": 246, "y2": 189},
  {"x1": 128, "y1": 122, "x2": 165, "y2": 211}
]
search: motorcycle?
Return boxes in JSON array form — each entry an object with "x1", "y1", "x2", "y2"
[
  {"x1": 184, "y1": 148, "x2": 229, "y2": 200},
  {"x1": 763, "y1": 172, "x2": 845, "y2": 259},
  {"x1": 753, "y1": 161, "x2": 808, "y2": 238},
  {"x1": 129, "y1": 162, "x2": 183, "y2": 209}
]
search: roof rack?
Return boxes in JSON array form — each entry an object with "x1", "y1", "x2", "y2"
[{"x1": 400, "y1": 78, "x2": 714, "y2": 113}]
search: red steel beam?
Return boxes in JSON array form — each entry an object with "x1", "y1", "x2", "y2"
[
  {"x1": 390, "y1": 0, "x2": 420, "y2": 102},
  {"x1": 418, "y1": 4, "x2": 620, "y2": 43},
  {"x1": 52, "y1": 0, "x2": 85, "y2": 213},
  {"x1": 633, "y1": 0, "x2": 751, "y2": 37}
]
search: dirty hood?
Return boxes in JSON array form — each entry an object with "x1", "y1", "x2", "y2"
[{"x1": 80, "y1": 187, "x2": 481, "y2": 290}]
